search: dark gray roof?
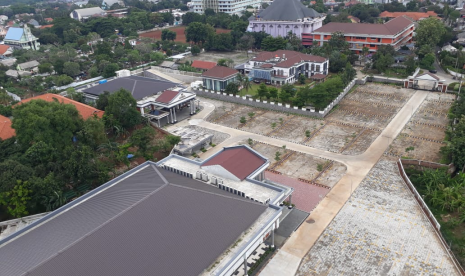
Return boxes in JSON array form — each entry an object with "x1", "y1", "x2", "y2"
[
  {"x1": 83, "y1": 76, "x2": 178, "y2": 101},
  {"x1": 256, "y1": 0, "x2": 321, "y2": 21},
  {"x1": 0, "y1": 163, "x2": 267, "y2": 276}
]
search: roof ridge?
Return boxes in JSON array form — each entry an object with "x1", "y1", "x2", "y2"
[{"x1": 168, "y1": 182, "x2": 265, "y2": 206}]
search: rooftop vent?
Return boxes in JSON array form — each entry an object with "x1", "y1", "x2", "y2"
[{"x1": 211, "y1": 176, "x2": 217, "y2": 185}]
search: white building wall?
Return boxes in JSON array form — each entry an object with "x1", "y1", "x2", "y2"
[{"x1": 192, "y1": 0, "x2": 261, "y2": 15}]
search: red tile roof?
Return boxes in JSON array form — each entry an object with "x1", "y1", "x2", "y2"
[
  {"x1": 0, "y1": 45, "x2": 11, "y2": 55},
  {"x1": 155, "y1": 90, "x2": 179, "y2": 104},
  {"x1": 314, "y1": 16, "x2": 413, "y2": 36},
  {"x1": 0, "y1": 115, "x2": 15, "y2": 140},
  {"x1": 379, "y1": 11, "x2": 438, "y2": 21},
  {"x1": 201, "y1": 66, "x2": 238, "y2": 79},
  {"x1": 202, "y1": 147, "x2": 266, "y2": 180},
  {"x1": 191, "y1": 60, "x2": 217, "y2": 70},
  {"x1": 261, "y1": 63, "x2": 273, "y2": 68},
  {"x1": 17, "y1": 94, "x2": 104, "y2": 119},
  {"x1": 39, "y1": 24, "x2": 53, "y2": 29},
  {"x1": 45, "y1": 17, "x2": 53, "y2": 22}
]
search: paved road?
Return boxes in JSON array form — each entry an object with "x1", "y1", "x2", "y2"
[{"x1": 167, "y1": 91, "x2": 429, "y2": 275}]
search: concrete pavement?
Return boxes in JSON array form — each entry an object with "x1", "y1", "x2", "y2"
[{"x1": 166, "y1": 91, "x2": 429, "y2": 275}]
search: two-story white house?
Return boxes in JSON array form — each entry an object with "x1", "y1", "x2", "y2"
[{"x1": 242, "y1": 50, "x2": 328, "y2": 85}]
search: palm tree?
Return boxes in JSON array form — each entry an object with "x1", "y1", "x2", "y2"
[{"x1": 243, "y1": 78, "x2": 252, "y2": 95}]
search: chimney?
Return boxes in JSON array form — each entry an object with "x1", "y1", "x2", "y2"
[{"x1": 283, "y1": 54, "x2": 285, "y2": 60}]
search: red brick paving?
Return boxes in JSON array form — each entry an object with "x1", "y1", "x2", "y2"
[{"x1": 266, "y1": 171, "x2": 329, "y2": 213}]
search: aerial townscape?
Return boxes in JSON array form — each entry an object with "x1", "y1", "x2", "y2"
[{"x1": 1, "y1": 0, "x2": 465, "y2": 275}]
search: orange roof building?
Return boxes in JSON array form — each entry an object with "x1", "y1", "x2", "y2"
[
  {"x1": 18, "y1": 94, "x2": 104, "y2": 119},
  {"x1": 39, "y1": 24, "x2": 53, "y2": 29},
  {"x1": 0, "y1": 115, "x2": 15, "y2": 140},
  {"x1": 191, "y1": 60, "x2": 217, "y2": 71},
  {"x1": 379, "y1": 11, "x2": 438, "y2": 21}
]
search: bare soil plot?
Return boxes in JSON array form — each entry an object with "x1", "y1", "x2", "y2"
[
  {"x1": 215, "y1": 105, "x2": 261, "y2": 129},
  {"x1": 342, "y1": 130, "x2": 380, "y2": 155},
  {"x1": 249, "y1": 141, "x2": 346, "y2": 188},
  {"x1": 306, "y1": 123, "x2": 362, "y2": 153},
  {"x1": 402, "y1": 122, "x2": 446, "y2": 142},
  {"x1": 327, "y1": 110, "x2": 391, "y2": 129},
  {"x1": 275, "y1": 152, "x2": 328, "y2": 181},
  {"x1": 240, "y1": 111, "x2": 282, "y2": 135},
  {"x1": 412, "y1": 100, "x2": 451, "y2": 126},
  {"x1": 271, "y1": 116, "x2": 323, "y2": 143},
  {"x1": 387, "y1": 135, "x2": 445, "y2": 162},
  {"x1": 337, "y1": 100, "x2": 397, "y2": 119},
  {"x1": 346, "y1": 83, "x2": 414, "y2": 107},
  {"x1": 314, "y1": 161, "x2": 347, "y2": 188}
]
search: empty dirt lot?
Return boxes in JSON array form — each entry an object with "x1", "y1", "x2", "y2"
[
  {"x1": 204, "y1": 83, "x2": 416, "y2": 155},
  {"x1": 387, "y1": 92, "x2": 455, "y2": 162}
]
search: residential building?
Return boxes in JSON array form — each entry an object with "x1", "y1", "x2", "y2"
[
  {"x1": 0, "y1": 26, "x2": 7, "y2": 37},
  {"x1": 0, "y1": 58, "x2": 16, "y2": 67},
  {"x1": 347, "y1": 15, "x2": 360, "y2": 23},
  {"x1": 0, "y1": 115, "x2": 14, "y2": 141},
  {"x1": 17, "y1": 94, "x2": 105, "y2": 119},
  {"x1": 44, "y1": 17, "x2": 53, "y2": 22},
  {"x1": 16, "y1": 60, "x2": 39, "y2": 72},
  {"x1": 70, "y1": 7, "x2": 106, "y2": 21},
  {"x1": 248, "y1": 0, "x2": 324, "y2": 45},
  {"x1": 242, "y1": 50, "x2": 328, "y2": 85},
  {"x1": 192, "y1": 0, "x2": 261, "y2": 15},
  {"x1": 312, "y1": 16, "x2": 415, "y2": 53},
  {"x1": 201, "y1": 65, "x2": 239, "y2": 91},
  {"x1": 28, "y1": 19, "x2": 40, "y2": 28},
  {"x1": 2, "y1": 25, "x2": 40, "y2": 50},
  {"x1": 0, "y1": 45, "x2": 13, "y2": 58},
  {"x1": 191, "y1": 60, "x2": 217, "y2": 72},
  {"x1": 0, "y1": 15, "x2": 8, "y2": 24},
  {"x1": 378, "y1": 11, "x2": 438, "y2": 21},
  {"x1": 0, "y1": 145, "x2": 292, "y2": 276},
  {"x1": 80, "y1": 75, "x2": 196, "y2": 126}
]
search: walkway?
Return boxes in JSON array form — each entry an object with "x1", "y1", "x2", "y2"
[{"x1": 168, "y1": 90, "x2": 435, "y2": 275}]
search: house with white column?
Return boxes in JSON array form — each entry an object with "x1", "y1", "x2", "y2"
[{"x1": 80, "y1": 75, "x2": 197, "y2": 126}]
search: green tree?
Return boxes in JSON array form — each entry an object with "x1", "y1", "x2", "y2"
[
  {"x1": 62, "y1": 145, "x2": 95, "y2": 187},
  {"x1": 240, "y1": 116, "x2": 246, "y2": 124},
  {"x1": 96, "y1": 91, "x2": 111, "y2": 110},
  {"x1": 341, "y1": 62, "x2": 356, "y2": 85},
  {"x1": 416, "y1": 17, "x2": 446, "y2": 50},
  {"x1": 268, "y1": 87, "x2": 278, "y2": 100},
  {"x1": 78, "y1": 117, "x2": 106, "y2": 149},
  {"x1": 257, "y1": 83, "x2": 268, "y2": 100},
  {"x1": 329, "y1": 51, "x2": 348, "y2": 73},
  {"x1": 103, "y1": 63, "x2": 119, "y2": 78},
  {"x1": 12, "y1": 100, "x2": 83, "y2": 150},
  {"x1": 104, "y1": 88, "x2": 141, "y2": 129},
  {"x1": 38, "y1": 63, "x2": 53, "y2": 75},
  {"x1": 185, "y1": 22, "x2": 215, "y2": 44},
  {"x1": 0, "y1": 180, "x2": 32, "y2": 218},
  {"x1": 420, "y1": 53, "x2": 435, "y2": 70},
  {"x1": 161, "y1": 29, "x2": 177, "y2": 41},
  {"x1": 405, "y1": 56, "x2": 416, "y2": 75},
  {"x1": 130, "y1": 126, "x2": 155, "y2": 155},
  {"x1": 261, "y1": 36, "x2": 287, "y2": 51},
  {"x1": 298, "y1": 74, "x2": 306, "y2": 85},
  {"x1": 63, "y1": 62, "x2": 80, "y2": 77},
  {"x1": 225, "y1": 82, "x2": 239, "y2": 95},
  {"x1": 191, "y1": 45, "x2": 201, "y2": 55}
]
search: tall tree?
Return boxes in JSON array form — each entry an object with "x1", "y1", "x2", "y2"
[
  {"x1": 12, "y1": 100, "x2": 83, "y2": 150},
  {"x1": 104, "y1": 89, "x2": 141, "y2": 130},
  {"x1": 416, "y1": 17, "x2": 446, "y2": 50}
]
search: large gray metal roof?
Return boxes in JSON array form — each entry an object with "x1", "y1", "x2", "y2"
[
  {"x1": 256, "y1": 0, "x2": 321, "y2": 21},
  {"x1": 82, "y1": 76, "x2": 178, "y2": 101},
  {"x1": 0, "y1": 163, "x2": 267, "y2": 276}
]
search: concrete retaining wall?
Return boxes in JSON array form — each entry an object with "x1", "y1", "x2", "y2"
[
  {"x1": 397, "y1": 159, "x2": 465, "y2": 276},
  {"x1": 194, "y1": 79, "x2": 356, "y2": 118}
]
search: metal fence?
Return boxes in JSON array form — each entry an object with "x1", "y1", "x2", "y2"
[{"x1": 397, "y1": 159, "x2": 465, "y2": 276}]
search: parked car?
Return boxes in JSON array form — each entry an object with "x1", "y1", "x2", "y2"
[
  {"x1": 429, "y1": 69, "x2": 437, "y2": 74},
  {"x1": 253, "y1": 79, "x2": 261, "y2": 83},
  {"x1": 265, "y1": 80, "x2": 271, "y2": 85}
]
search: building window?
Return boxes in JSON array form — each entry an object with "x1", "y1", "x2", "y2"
[
  {"x1": 370, "y1": 44, "x2": 375, "y2": 47},
  {"x1": 316, "y1": 65, "x2": 320, "y2": 71}
]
